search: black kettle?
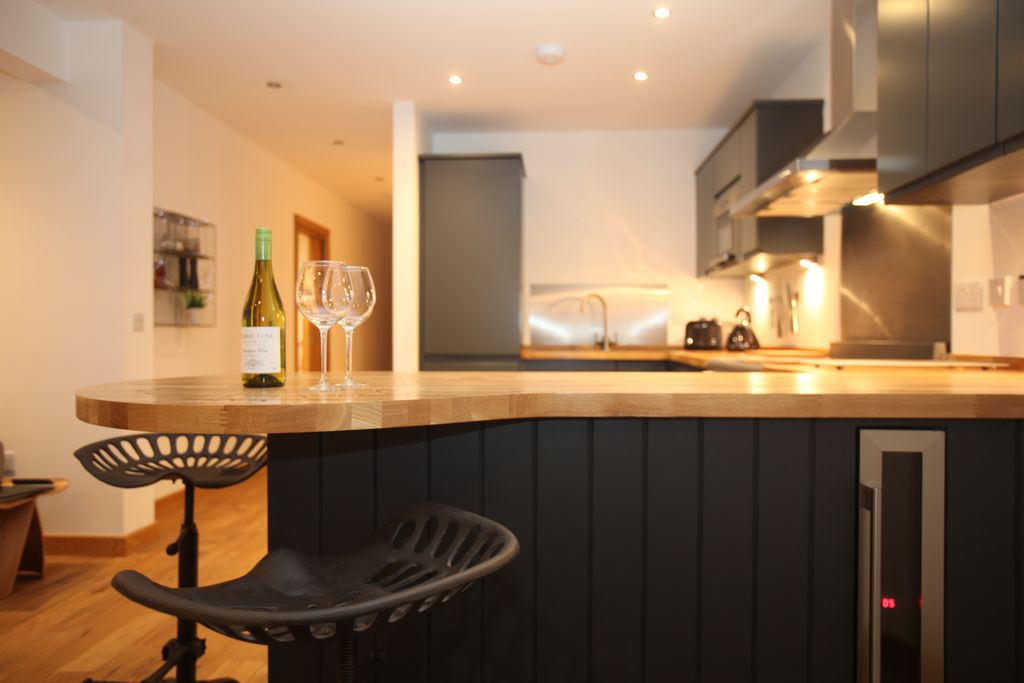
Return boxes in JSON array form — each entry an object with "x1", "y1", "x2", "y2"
[{"x1": 727, "y1": 306, "x2": 760, "y2": 351}]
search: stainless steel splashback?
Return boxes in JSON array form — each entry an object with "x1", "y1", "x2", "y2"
[
  {"x1": 840, "y1": 204, "x2": 951, "y2": 353},
  {"x1": 527, "y1": 284, "x2": 669, "y2": 347}
]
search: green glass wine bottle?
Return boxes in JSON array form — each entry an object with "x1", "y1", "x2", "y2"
[{"x1": 241, "y1": 228, "x2": 286, "y2": 387}]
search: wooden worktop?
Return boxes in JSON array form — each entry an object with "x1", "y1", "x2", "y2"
[{"x1": 76, "y1": 370, "x2": 1024, "y2": 434}]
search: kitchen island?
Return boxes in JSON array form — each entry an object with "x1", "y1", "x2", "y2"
[{"x1": 77, "y1": 371, "x2": 1024, "y2": 683}]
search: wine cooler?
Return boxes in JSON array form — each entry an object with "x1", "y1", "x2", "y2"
[{"x1": 858, "y1": 429, "x2": 945, "y2": 683}]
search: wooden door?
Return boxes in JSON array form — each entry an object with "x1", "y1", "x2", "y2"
[{"x1": 294, "y1": 216, "x2": 330, "y2": 372}]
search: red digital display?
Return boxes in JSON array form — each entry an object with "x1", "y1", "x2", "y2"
[{"x1": 882, "y1": 597, "x2": 896, "y2": 609}]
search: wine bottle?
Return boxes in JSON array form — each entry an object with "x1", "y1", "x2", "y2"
[{"x1": 241, "y1": 228, "x2": 286, "y2": 387}]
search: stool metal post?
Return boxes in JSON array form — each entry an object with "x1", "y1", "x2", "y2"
[{"x1": 173, "y1": 482, "x2": 199, "y2": 683}]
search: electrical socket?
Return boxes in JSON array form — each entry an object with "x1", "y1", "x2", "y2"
[
  {"x1": 990, "y1": 276, "x2": 1014, "y2": 307},
  {"x1": 953, "y1": 281, "x2": 984, "y2": 311}
]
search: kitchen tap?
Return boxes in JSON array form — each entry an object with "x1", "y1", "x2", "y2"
[{"x1": 580, "y1": 293, "x2": 611, "y2": 350}]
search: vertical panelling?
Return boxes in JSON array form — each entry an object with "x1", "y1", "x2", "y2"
[
  {"x1": 482, "y1": 421, "x2": 536, "y2": 683},
  {"x1": 700, "y1": 419, "x2": 756, "y2": 682},
  {"x1": 646, "y1": 420, "x2": 700, "y2": 683},
  {"x1": 536, "y1": 419, "x2": 591, "y2": 683},
  {"x1": 757, "y1": 420, "x2": 812, "y2": 683},
  {"x1": 590, "y1": 420, "x2": 645, "y2": 683},
  {"x1": 267, "y1": 433, "x2": 323, "y2": 682},
  {"x1": 428, "y1": 424, "x2": 484, "y2": 683},
  {"x1": 320, "y1": 430, "x2": 377, "y2": 679},
  {"x1": 811, "y1": 421, "x2": 857, "y2": 683},
  {"x1": 375, "y1": 427, "x2": 430, "y2": 683},
  {"x1": 1018, "y1": 420, "x2": 1024, "y2": 683},
  {"x1": 321, "y1": 430, "x2": 377, "y2": 553},
  {"x1": 945, "y1": 421, "x2": 1017, "y2": 681}
]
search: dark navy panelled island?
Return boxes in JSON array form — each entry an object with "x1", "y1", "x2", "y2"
[{"x1": 77, "y1": 371, "x2": 1024, "y2": 682}]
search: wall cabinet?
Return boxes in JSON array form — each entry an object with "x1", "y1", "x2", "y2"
[
  {"x1": 926, "y1": 0, "x2": 997, "y2": 173},
  {"x1": 879, "y1": 0, "x2": 1024, "y2": 203},
  {"x1": 420, "y1": 154, "x2": 524, "y2": 370},
  {"x1": 1000, "y1": 0, "x2": 1024, "y2": 142},
  {"x1": 877, "y1": 0, "x2": 929, "y2": 191},
  {"x1": 695, "y1": 101, "x2": 823, "y2": 278}
]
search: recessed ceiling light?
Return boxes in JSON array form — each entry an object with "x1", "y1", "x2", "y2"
[
  {"x1": 633, "y1": 71, "x2": 649, "y2": 82},
  {"x1": 266, "y1": 81, "x2": 282, "y2": 89},
  {"x1": 534, "y1": 43, "x2": 566, "y2": 66},
  {"x1": 653, "y1": 6, "x2": 671, "y2": 19},
  {"x1": 448, "y1": 74, "x2": 463, "y2": 86},
  {"x1": 332, "y1": 139, "x2": 345, "y2": 146}
]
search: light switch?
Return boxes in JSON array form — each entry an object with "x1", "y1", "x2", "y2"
[
  {"x1": 953, "y1": 281, "x2": 984, "y2": 311},
  {"x1": 990, "y1": 276, "x2": 1014, "y2": 307}
]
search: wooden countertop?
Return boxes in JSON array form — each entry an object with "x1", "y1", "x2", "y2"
[{"x1": 76, "y1": 370, "x2": 1024, "y2": 434}]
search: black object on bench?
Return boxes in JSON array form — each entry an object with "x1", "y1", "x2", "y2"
[{"x1": 0, "y1": 480, "x2": 55, "y2": 504}]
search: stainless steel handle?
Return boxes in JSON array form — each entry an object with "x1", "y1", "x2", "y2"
[{"x1": 861, "y1": 483, "x2": 882, "y2": 683}]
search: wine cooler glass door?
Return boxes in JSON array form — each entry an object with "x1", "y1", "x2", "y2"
[{"x1": 858, "y1": 430, "x2": 945, "y2": 683}]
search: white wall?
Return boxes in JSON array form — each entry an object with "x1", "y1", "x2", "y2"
[
  {"x1": 391, "y1": 101, "x2": 427, "y2": 371},
  {"x1": 951, "y1": 196, "x2": 1024, "y2": 356},
  {"x1": 0, "y1": 19, "x2": 155, "y2": 535},
  {"x1": 431, "y1": 129, "x2": 745, "y2": 344},
  {"x1": 153, "y1": 81, "x2": 390, "y2": 380}
]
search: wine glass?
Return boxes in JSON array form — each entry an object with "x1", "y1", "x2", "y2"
[
  {"x1": 333, "y1": 265, "x2": 376, "y2": 388},
  {"x1": 295, "y1": 261, "x2": 348, "y2": 392}
]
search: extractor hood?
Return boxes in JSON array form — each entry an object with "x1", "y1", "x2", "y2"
[{"x1": 732, "y1": 0, "x2": 879, "y2": 219}]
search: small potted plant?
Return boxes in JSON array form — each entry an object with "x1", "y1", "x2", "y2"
[{"x1": 183, "y1": 290, "x2": 207, "y2": 325}]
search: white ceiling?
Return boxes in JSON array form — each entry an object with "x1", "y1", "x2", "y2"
[{"x1": 39, "y1": 0, "x2": 830, "y2": 224}]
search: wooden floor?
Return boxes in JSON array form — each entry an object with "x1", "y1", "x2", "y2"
[{"x1": 0, "y1": 471, "x2": 269, "y2": 682}]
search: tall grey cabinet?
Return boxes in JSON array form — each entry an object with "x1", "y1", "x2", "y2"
[{"x1": 420, "y1": 154, "x2": 524, "y2": 370}]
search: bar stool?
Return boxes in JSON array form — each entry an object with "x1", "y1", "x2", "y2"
[
  {"x1": 74, "y1": 433, "x2": 268, "y2": 683},
  {"x1": 111, "y1": 502, "x2": 519, "y2": 683}
]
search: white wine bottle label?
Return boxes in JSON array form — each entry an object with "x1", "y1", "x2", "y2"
[{"x1": 241, "y1": 327, "x2": 281, "y2": 373}]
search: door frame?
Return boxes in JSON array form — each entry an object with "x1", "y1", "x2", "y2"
[{"x1": 294, "y1": 215, "x2": 331, "y2": 372}]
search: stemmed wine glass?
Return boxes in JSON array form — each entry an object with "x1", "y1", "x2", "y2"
[
  {"x1": 333, "y1": 265, "x2": 376, "y2": 388},
  {"x1": 295, "y1": 261, "x2": 347, "y2": 392}
]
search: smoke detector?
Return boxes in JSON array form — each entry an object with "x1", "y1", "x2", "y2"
[{"x1": 534, "y1": 43, "x2": 565, "y2": 66}]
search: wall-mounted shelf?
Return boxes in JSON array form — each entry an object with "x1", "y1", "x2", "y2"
[{"x1": 153, "y1": 208, "x2": 216, "y2": 327}]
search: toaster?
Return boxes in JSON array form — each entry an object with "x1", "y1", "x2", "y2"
[{"x1": 685, "y1": 318, "x2": 722, "y2": 350}]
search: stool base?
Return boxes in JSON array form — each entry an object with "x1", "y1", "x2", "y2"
[{"x1": 82, "y1": 637, "x2": 237, "y2": 683}]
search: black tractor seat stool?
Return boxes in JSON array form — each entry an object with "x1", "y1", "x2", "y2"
[
  {"x1": 111, "y1": 502, "x2": 519, "y2": 683},
  {"x1": 74, "y1": 433, "x2": 268, "y2": 683}
]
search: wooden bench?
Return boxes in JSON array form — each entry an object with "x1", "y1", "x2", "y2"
[{"x1": 0, "y1": 478, "x2": 68, "y2": 599}]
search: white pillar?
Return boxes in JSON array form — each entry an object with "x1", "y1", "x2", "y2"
[{"x1": 391, "y1": 101, "x2": 426, "y2": 371}]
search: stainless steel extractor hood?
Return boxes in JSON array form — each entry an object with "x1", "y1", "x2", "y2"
[{"x1": 732, "y1": 0, "x2": 879, "y2": 219}]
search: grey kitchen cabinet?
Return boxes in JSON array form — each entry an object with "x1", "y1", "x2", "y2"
[
  {"x1": 877, "y1": 0, "x2": 929, "y2": 192},
  {"x1": 695, "y1": 160, "x2": 716, "y2": 277},
  {"x1": 712, "y1": 132, "x2": 740, "y2": 194},
  {"x1": 420, "y1": 154, "x2": 524, "y2": 370},
  {"x1": 695, "y1": 100, "x2": 823, "y2": 277},
  {"x1": 1000, "y1": 0, "x2": 1024, "y2": 142},
  {"x1": 879, "y1": 0, "x2": 1024, "y2": 203},
  {"x1": 926, "y1": 0, "x2": 998, "y2": 173}
]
